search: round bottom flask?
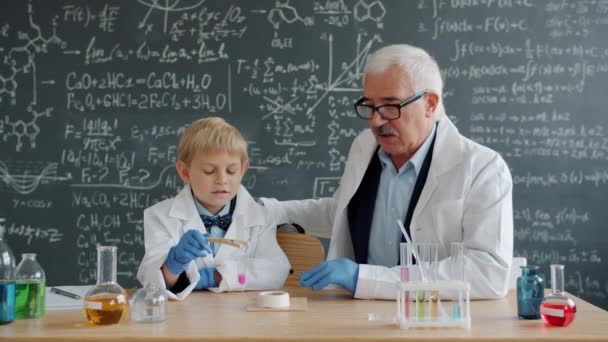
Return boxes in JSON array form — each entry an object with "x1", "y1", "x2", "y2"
[
  {"x1": 131, "y1": 285, "x2": 168, "y2": 323},
  {"x1": 83, "y1": 246, "x2": 128, "y2": 325}
]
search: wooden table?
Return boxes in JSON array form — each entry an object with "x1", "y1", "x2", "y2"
[{"x1": 1, "y1": 288, "x2": 607, "y2": 341}]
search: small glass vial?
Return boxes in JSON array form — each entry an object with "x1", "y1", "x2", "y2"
[
  {"x1": 516, "y1": 265, "x2": 544, "y2": 319},
  {"x1": 15, "y1": 253, "x2": 46, "y2": 318},
  {"x1": 541, "y1": 264, "x2": 576, "y2": 326},
  {"x1": 131, "y1": 284, "x2": 168, "y2": 323},
  {"x1": 0, "y1": 220, "x2": 16, "y2": 325},
  {"x1": 83, "y1": 246, "x2": 128, "y2": 325}
]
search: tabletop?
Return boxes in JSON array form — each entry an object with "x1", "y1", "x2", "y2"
[{"x1": 1, "y1": 288, "x2": 607, "y2": 341}]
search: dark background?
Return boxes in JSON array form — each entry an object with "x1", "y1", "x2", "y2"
[{"x1": 1, "y1": 0, "x2": 606, "y2": 310}]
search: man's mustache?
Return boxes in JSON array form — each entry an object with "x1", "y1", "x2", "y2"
[{"x1": 373, "y1": 125, "x2": 399, "y2": 136}]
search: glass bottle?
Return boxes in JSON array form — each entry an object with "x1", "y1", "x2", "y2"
[
  {"x1": 130, "y1": 284, "x2": 168, "y2": 323},
  {"x1": 541, "y1": 264, "x2": 576, "y2": 326},
  {"x1": 516, "y1": 265, "x2": 544, "y2": 319},
  {"x1": 83, "y1": 246, "x2": 128, "y2": 325},
  {"x1": 15, "y1": 253, "x2": 46, "y2": 318},
  {"x1": 0, "y1": 220, "x2": 16, "y2": 325}
]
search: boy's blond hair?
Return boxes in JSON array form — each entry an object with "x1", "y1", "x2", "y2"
[{"x1": 178, "y1": 117, "x2": 248, "y2": 164}]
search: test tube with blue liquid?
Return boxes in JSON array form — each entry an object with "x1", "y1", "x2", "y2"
[{"x1": 450, "y1": 242, "x2": 465, "y2": 320}]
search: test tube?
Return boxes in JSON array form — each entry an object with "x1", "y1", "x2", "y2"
[
  {"x1": 450, "y1": 242, "x2": 465, "y2": 320},
  {"x1": 414, "y1": 243, "x2": 438, "y2": 321},
  {"x1": 399, "y1": 243, "x2": 412, "y2": 321},
  {"x1": 237, "y1": 248, "x2": 247, "y2": 287}
]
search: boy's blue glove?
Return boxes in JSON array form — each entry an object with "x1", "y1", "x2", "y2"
[
  {"x1": 194, "y1": 267, "x2": 217, "y2": 290},
  {"x1": 165, "y1": 230, "x2": 212, "y2": 275},
  {"x1": 299, "y1": 258, "x2": 359, "y2": 294}
]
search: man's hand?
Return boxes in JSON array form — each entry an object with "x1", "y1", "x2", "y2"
[
  {"x1": 165, "y1": 230, "x2": 212, "y2": 275},
  {"x1": 299, "y1": 258, "x2": 359, "y2": 293}
]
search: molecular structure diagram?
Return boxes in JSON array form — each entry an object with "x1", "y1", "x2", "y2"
[
  {"x1": 267, "y1": 0, "x2": 314, "y2": 30},
  {"x1": 2, "y1": 105, "x2": 52, "y2": 152},
  {"x1": 0, "y1": 1, "x2": 63, "y2": 151},
  {"x1": 1, "y1": 2, "x2": 65, "y2": 105},
  {"x1": 353, "y1": 0, "x2": 386, "y2": 28}
]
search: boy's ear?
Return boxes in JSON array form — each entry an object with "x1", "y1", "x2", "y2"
[
  {"x1": 176, "y1": 160, "x2": 190, "y2": 183},
  {"x1": 241, "y1": 160, "x2": 249, "y2": 176}
]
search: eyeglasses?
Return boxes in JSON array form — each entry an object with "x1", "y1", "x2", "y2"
[{"x1": 353, "y1": 90, "x2": 429, "y2": 120}]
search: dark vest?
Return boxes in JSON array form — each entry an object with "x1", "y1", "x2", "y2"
[{"x1": 347, "y1": 132, "x2": 436, "y2": 265}]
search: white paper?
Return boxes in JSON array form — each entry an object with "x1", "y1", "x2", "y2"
[{"x1": 45, "y1": 285, "x2": 94, "y2": 310}]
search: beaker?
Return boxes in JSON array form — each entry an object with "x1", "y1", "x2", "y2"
[{"x1": 83, "y1": 246, "x2": 128, "y2": 325}]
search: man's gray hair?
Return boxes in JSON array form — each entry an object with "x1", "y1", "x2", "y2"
[{"x1": 364, "y1": 44, "x2": 445, "y2": 121}]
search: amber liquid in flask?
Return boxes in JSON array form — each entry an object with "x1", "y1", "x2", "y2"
[{"x1": 83, "y1": 246, "x2": 128, "y2": 325}]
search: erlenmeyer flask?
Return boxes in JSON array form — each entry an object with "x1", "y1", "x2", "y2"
[{"x1": 83, "y1": 246, "x2": 128, "y2": 325}]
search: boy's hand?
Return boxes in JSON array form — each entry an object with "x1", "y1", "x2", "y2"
[
  {"x1": 165, "y1": 230, "x2": 212, "y2": 275},
  {"x1": 299, "y1": 258, "x2": 359, "y2": 294},
  {"x1": 194, "y1": 267, "x2": 217, "y2": 290}
]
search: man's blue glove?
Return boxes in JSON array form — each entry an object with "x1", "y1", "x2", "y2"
[
  {"x1": 165, "y1": 230, "x2": 212, "y2": 275},
  {"x1": 194, "y1": 267, "x2": 217, "y2": 290},
  {"x1": 299, "y1": 258, "x2": 359, "y2": 294}
]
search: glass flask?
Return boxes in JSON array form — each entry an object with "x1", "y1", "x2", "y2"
[
  {"x1": 15, "y1": 253, "x2": 45, "y2": 318},
  {"x1": 541, "y1": 264, "x2": 576, "y2": 326},
  {"x1": 0, "y1": 220, "x2": 16, "y2": 325},
  {"x1": 516, "y1": 265, "x2": 544, "y2": 319},
  {"x1": 131, "y1": 284, "x2": 168, "y2": 323},
  {"x1": 83, "y1": 246, "x2": 128, "y2": 325}
]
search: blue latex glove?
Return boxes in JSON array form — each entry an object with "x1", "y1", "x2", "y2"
[
  {"x1": 194, "y1": 267, "x2": 217, "y2": 290},
  {"x1": 165, "y1": 230, "x2": 212, "y2": 275},
  {"x1": 299, "y1": 258, "x2": 359, "y2": 294}
]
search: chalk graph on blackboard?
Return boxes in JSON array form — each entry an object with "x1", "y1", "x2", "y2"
[
  {"x1": 0, "y1": 161, "x2": 72, "y2": 195},
  {"x1": 137, "y1": 0, "x2": 205, "y2": 34}
]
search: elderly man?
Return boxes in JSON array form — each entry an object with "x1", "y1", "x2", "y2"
[{"x1": 261, "y1": 44, "x2": 513, "y2": 300}]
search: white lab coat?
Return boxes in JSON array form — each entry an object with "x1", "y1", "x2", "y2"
[
  {"x1": 137, "y1": 185, "x2": 290, "y2": 300},
  {"x1": 260, "y1": 116, "x2": 513, "y2": 300}
]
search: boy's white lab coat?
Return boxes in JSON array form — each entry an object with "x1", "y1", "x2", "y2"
[
  {"x1": 261, "y1": 116, "x2": 513, "y2": 300},
  {"x1": 137, "y1": 185, "x2": 290, "y2": 300}
]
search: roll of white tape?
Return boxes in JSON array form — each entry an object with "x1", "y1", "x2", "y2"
[{"x1": 257, "y1": 291, "x2": 290, "y2": 308}]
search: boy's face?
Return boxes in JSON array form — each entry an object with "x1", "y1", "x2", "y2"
[{"x1": 176, "y1": 149, "x2": 248, "y2": 215}]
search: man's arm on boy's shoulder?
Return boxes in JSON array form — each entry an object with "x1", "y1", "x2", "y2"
[{"x1": 258, "y1": 197, "x2": 335, "y2": 238}]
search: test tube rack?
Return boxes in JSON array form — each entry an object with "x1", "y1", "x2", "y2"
[{"x1": 397, "y1": 280, "x2": 471, "y2": 329}]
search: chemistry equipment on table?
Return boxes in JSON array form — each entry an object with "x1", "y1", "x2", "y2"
[
  {"x1": 131, "y1": 284, "x2": 168, "y2": 323},
  {"x1": 15, "y1": 253, "x2": 45, "y2": 319},
  {"x1": 540, "y1": 264, "x2": 576, "y2": 327},
  {"x1": 83, "y1": 245, "x2": 128, "y2": 325},
  {"x1": 516, "y1": 265, "x2": 544, "y2": 319},
  {"x1": 0, "y1": 219, "x2": 16, "y2": 325},
  {"x1": 369, "y1": 221, "x2": 471, "y2": 329}
]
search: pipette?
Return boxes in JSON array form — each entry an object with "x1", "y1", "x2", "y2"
[{"x1": 397, "y1": 220, "x2": 426, "y2": 282}]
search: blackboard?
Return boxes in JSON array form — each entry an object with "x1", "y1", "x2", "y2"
[{"x1": 1, "y1": 0, "x2": 607, "y2": 310}]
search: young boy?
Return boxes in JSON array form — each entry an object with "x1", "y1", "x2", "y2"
[{"x1": 137, "y1": 117, "x2": 290, "y2": 300}]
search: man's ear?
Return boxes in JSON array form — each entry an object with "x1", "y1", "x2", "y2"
[
  {"x1": 424, "y1": 92, "x2": 439, "y2": 117},
  {"x1": 176, "y1": 160, "x2": 190, "y2": 184},
  {"x1": 241, "y1": 160, "x2": 249, "y2": 176}
]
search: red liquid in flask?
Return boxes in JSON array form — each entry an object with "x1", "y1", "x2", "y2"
[
  {"x1": 540, "y1": 298, "x2": 576, "y2": 326},
  {"x1": 237, "y1": 273, "x2": 246, "y2": 285}
]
